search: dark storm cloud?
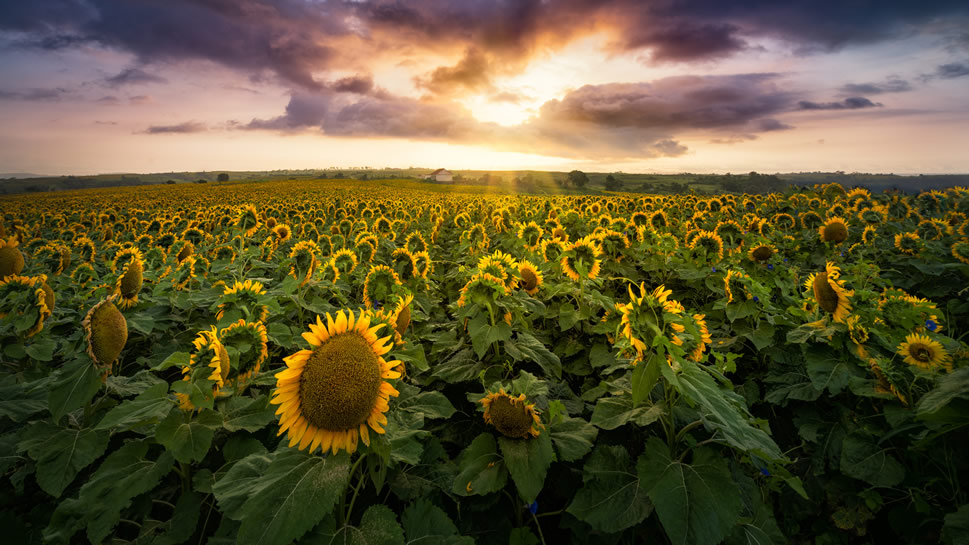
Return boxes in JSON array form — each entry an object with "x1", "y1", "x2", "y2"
[
  {"x1": 105, "y1": 68, "x2": 168, "y2": 87},
  {"x1": 5, "y1": 1, "x2": 968, "y2": 92},
  {"x1": 797, "y1": 97, "x2": 882, "y2": 110},
  {"x1": 143, "y1": 121, "x2": 207, "y2": 134},
  {"x1": 839, "y1": 78, "x2": 912, "y2": 95},
  {"x1": 935, "y1": 62, "x2": 969, "y2": 79}
]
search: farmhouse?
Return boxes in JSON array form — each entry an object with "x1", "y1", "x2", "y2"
[{"x1": 424, "y1": 168, "x2": 453, "y2": 183}]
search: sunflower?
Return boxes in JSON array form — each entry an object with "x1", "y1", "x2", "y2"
[
  {"x1": 894, "y1": 232, "x2": 921, "y2": 255},
  {"x1": 114, "y1": 251, "x2": 144, "y2": 309},
  {"x1": 724, "y1": 270, "x2": 750, "y2": 303},
  {"x1": 688, "y1": 230, "x2": 724, "y2": 262},
  {"x1": 561, "y1": 236, "x2": 602, "y2": 281},
  {"x1": 412, "y1": 250, "x2": 433, "y2": 279},
  {"x1": 517, "y1": 221, "x2": 544, "y2": 250},
  {"x1": 0, "y1": 274, "x2": 52, "y2": 337},
  {"x1": 460, "y1": 223, "x2": 490, "y2": 254},
  {"x1": 391, "y1": 293, "x2": 414, "y2": 341},
  {"x1": 0, "y1": 237, "x2": 26, "y2": 278},
  {"x1": 219, "y1": 319, "x2": 269, "y2": 390},
  {"x1": 363, "y1": 265, "x2": 402, "y2": 310},
  {"x1": 177, "y1": 327, "x2": 231, "y2": 410},
  {"x1": 271, "y1": 310, "x2": 401, "y2": 454},
  {"x1": 71, "y1": 262, "x2": 97, "y2": 288},
  {"x1": 819, "y1": 217, "x2": 849, "y2": 243},
  {"x1": 845, "y1": 315, "x2": 870, "y2": 359},
  {"x1": 897, "y1": 333, "x2": 951, "y2": 372},
  {"x1": 618, "y1": 283, "x2": 681, "y2": 363},
  {"x1": 456, "y1": 272, "x2": 509, "y2": 308},
  {"x1": 82, "y1": 296, "x2": 128, "y2": 378},
  {"x1": 391, "y1": 248, "x2": 418, "y2": 280},
  {"x1": 748, "y1": 243, "x2": 775, "y2": 262},
  {"x1": 216, "y1": 279, "x2": 270, "y2": 322},
  {"x1": 174, "y1": 240, "x2": 195, "y2": 263},
  {"x1": 272, "y1": 223, "x2": 292, "y2": 243},
  {"x1": 518, "y1": 260, "x2": 543, "y2": 296},
  {"x1": 288, "y1": 240, "x2": 320, "y2": 286},
  {"x1": 804, "y1": 262, "x2": 853, "y2": 323},
  {"x1": 405, "y1": 231, "x2": 428, "y2": 254},
  {"x1": 650, "y1": 210, "x2": 669, "y2": 230},
  {"x1": 318, "y1": 258, "x2": 341, "y2": 283},
  {"x1": 480, "y1": 389, "x2": 543, "y2": 439},
  {"x1": 952, "y1": 240, "x2": 969, "y2": 264},
  {"x1": 332, "y1": 248, "x2": 359, "y2": 276}
]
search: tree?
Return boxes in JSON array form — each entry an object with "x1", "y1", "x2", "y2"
[
  {"x1": 604, "y1": 174, "x2": 623, "y2": 191},
  {"x1": 568, "y1": 170, "x2": 588, "y2": 188},
  {"x1": 217, "y1": 173, "x2": 229, "y2": 182}
]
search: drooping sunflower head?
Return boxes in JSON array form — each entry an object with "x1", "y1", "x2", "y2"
[
  {"x1": 819, "y1": 217, "x2": 849, "y2": 243},
  {"x1": 689, "y1": 230, "x2": 724, "y2": 263},
  {"x1": 332, "y1": 248, "x2": 359, "y2": 276},
  {"x1": 391, "y1": 248, "x2": 417, "y2": 280},
  {"x1": 561, "y1": 236, "x2": 602, "y2": 281},
  {"x1": 897, "y1": 333, "x2": 951, "y2": 372},
  {"x1": 845, "y1": 315, "x2": 870, "y2": 346},
  {"x1": 650, "y1": 210, "x2": 669, "y2": 230},
  {"x1": 114, "y1": 252, "x2": 144, "y2": 309},
  {"x1": 805, "y1": 262, "x2": 853, "y2": 323},
  {"x1": 363, "y1": 264, "x2": 402, "y2": 310},
  {"x1": 724, "y1": 270, "x2": 750, "y2": 303},
  {"x1": 0, "y1": 274, "x2": 52, "y2": 337},
  {"x1": 517, "y1": 221, "x2": 544, "y2": 250},
  {"x1": 894, "y1": 232, "x2": 921, "y2": 255},
  {"x1": 219, "y1": 319, "x2": 269, "y2": 389},
  {"x1": 595, "y1": 230, "x2": 631, "y2": 262},
  {"x1": 271, "y1": 310, "x2": 402, "y2": 454},
  {"x1": 0, "y1": 237, "x2": 26, "y2": 279},
  {"x1": 404, "y1": 231, "x2": 428, "y2": 254},
  {"x1": 82, "y1": 296, "x2": 128, "y2": 375},
  {"x1": 540, "y1": 239, "x2": 567, "y2": 264},
  {"x1": 748, "y1": 243, "x2": 775, "y2": 262},
  {"x1": 800, "y1": 211, "x2": 823, "y2": 229},
  {"x1": 288, "y1": 240, "x2": 320, "y2": 286},
  {"x1": 456, "y1": 272, "x2": 509, "y2": 308},
  {"x1": 177, "y1": 327, "x2": 231, "y2": 410},
  {"x1": 216, "y1": 279, "x2": 270, "y2": 322},
  {"x1": 617, "y1": 282, "x2": 682, "y2": 363},
  {"x1": 235, "y1": 204, "x2": 261, "y2": 236},
  {"x1": 173, "y1": 240, "x2": 195, "y2": 263},
  {"x1": 460, "y1": 223, "x2": 490, "y2": 254},
  {"x1": 518, "y1": 260, "x2": 543, "y2": 296},
  {"x1": 412, "y1": 250, "x2": 433, "y2": 279},
  {"x1": 480, "y1": 389, "x2": 543, "y2": 439},
  {"x1": 675, "y1": 313, "x2": 713, "y2": 362},
  {"x1": 952, "y1": 240, "x2": 969, "y2": 264}
]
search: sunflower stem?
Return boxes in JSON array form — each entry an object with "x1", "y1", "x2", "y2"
[
  {"x1": 343, "y1": 466, "x2": 367, "y2": 526},
  {"x1": 340, "y1": 454, "x2": 367, "y2": 523},
  {"x1": 530, "y1": 511, "x2": 548, "y2": 545}
]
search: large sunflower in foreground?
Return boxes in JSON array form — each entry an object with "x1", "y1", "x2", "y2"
[
  {"x1": 804, "y1": 262, "x2": 853, "y2": 323},
  {"x1": 271, "y1": 310, "x2": 402, "y2": 455},
  {"x1": 897, "y1": 333, "x2": 951, "y2": 372}
]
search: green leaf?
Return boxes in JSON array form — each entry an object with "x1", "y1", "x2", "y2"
[
  {"x1": 401, "y1": 499, "x2": 475, "y2": 545},
  {"x1": 155, "y1": 408, "x2": 223, "y2": 464},
  {"x1": 549, "y1": 416, "x2": 598, "y2": 462},
  {"x1": 0, "y1": 380, "x2": 47, "y2": 422},
  {"x1": 48, "y1": 440, "x2": 175, "y2": 544},
  {"x1": 152, "y1": 351, "x2": 190, "y2": 371},
  {"x1": 509, "y1": 528, "x2": 540, "y2": 545},
  {"x1": 148, "y1": 491, "x2": 203, "y2": 545},
  {"x1": 638, "y1": 437, "x2": 742, "y2": 545},
  {"x1": 221, "y1": 394, "x2": 276, "y2": 432},
  {"x1": 588, "y1": 343, "x2": 617, "y2": 368},
  {"x1": 566, "y1": 444, "x2": 652, "y2": 533},
  {"x1": 631, "y1": 355, "x2": 661, "y2": 406},
  {"x1": 126, "y1": 312, "x2": 155, "y2": 335},
  {"x1": 918, "y1": 368, "x2": 969, "y2": 417},
  {"x1": 803, "y1": 345, "x2": 858, "y2": 395},
  {"x1": 507, "y1": 332, "x2": 561, "y2": 379},
  {"x1": 590, "y1": 396, "x2": 665, "y2": 430},
  {"x1": 453, "y1": 433, "x2": 507, "y2": 496},
  {"x1": 17, "y1": 422, "x2": 109, "y2": 497},
  {"x1": 95, "y1": 382, "x2": 172, "y2": 431},
  {"x1": 397, "y1": 391, "x2": 456, "y2": 419},
  {"x1": 325, "y1": 504, "x2": 405, "y2": 545},
  {"x1": 839, "y1": 433, "x2": 904, "y2": 487},
  {"x1": 105, "y1": 370, "x2": 166, "y2": 397},
  {"x1": 431, "y1": 348, "x2": 483, "y2": 384},
  {"x1": 25, "y1": 336, "x2": 57, "y2": 361},
  {"x1": 48, "y1": 358, "x2": 104, "y2": 421},
  {"x1": 499, "y1": 433, "x2": 554, "y2": 503},
  {"x1": 943, "y1": 504, "x2": 969, "y2": 545},
  {"x1": 171, "y1": 377, "x2": 216, "y2": 410},
  {"x1": 213, "y1": 448, "x2": 350, "y2": 545}
]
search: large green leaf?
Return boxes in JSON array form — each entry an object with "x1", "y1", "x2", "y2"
[
  {"x1": 155, "y1": 408, "x2": 224, "y2": 464},
  {"x1": 213, "y1": 448, "x2": 350, "y2": 545},
  {"x1": 316, "y1": 504, "x2": 405, "y2": 545},
  {"x1": 549, "y1": 416, "x2": 598, "y2": 462},
  {"x1": 140, "y1": 491, "x2": 203, "y2": 545},
  {"x1": 918, "y1": 368, "x2": 969, "y2": 417},
  {"x1": 590, "y1": 396, "x2": 665, "y2": 430},
  {"x1": 452, "y1": 433, "x2": 507, "y2": 496},
  {"x1": 943, "y1": 504, "x2": 969, "y2": 545},
  {"x1": 46, "y1": 440, "x2": 175, "y2": 544},
  {"x1": 639, "y1": 437, "x2": 742, "y2": 545},
  {"x1": 839, "y1": 433, "x2": 904, "y2": 487},
  {"x1": 17, "y1": 422, "x2": 109, "y2": 497},
  {"x1": 505, "y1": 332, "x2": 562, "y2": 379},
  {"x1": 0, "y1": 380, "x2": 47, "y2": 422},
  {"x1": 566, "y1": 444, "x2": 652, "y2": 533},
  {"x1": 220, "y1": 394, "x2": 276, "y2": 432},
  {"x1": 95, "y1": 382, "x2": 172, "y2": 431},
  {"x1": 803, "y1": 345, "x2": 858, "y2": 395},
  {"x1": 400, "y1": 499, "x2": 475, "y2": 545},
  {"x1": 498, "y1": 433, "x2": 554, "y2": 503},
  {"x1": 397, "y1": 391, "x2": 456, "y2": 419},
  {"x1": 48, "y1": 358, "x2": 103, "y2": 421}
]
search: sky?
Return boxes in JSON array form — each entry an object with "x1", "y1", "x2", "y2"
[{"x1": 1, "y1": 1, "x2": 968, "y2": 176}]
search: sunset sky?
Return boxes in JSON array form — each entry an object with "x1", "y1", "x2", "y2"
[{"x1": 1, "y1": 1, "x2": 968, "y2": 176}]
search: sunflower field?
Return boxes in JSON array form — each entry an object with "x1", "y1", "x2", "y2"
[{"x1": 2, "y1": 179, "x2": 969, "y2": 545}]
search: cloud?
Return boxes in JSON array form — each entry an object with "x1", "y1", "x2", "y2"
[
  {"x1": 104, "y1": 67, "x2": 167, "y2": 87},
  {"x1": 796, "y1": 97, "x2": 882, "y2": 110},
  {"x1": 936, "y1": 61, "x2": 969, "y2": 79},
  {"x1": 129, "y1": 95, "x2": 153, "y2": 105},
  {"x1": 0, "y1": 87, "x2": 70, "y2": 101},
  {"x1": 96, "y1": 95, "x2": 120, "y2": 105},
  {"x1": 489, "y1": 90, "x2": 531, "y2": 104},
  {"x1": 839, "y1": 77, "x2": 912, "y2": 94},
  {"x1": 245, "y1": 73, "x2": 797, "y2": 159},
  {"x1": 143, "y1": 121, "x2": 206, "y2": 134},
  {"x1": 416, "y1": 48, "x2": 492, "y2": 94},
  {"x1": 618, "y1": 21, "x2": 747, "y2": 62}
]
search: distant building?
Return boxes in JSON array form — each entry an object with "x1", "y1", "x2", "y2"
[{"x1": 424, "y1": 168, "x2": 453, "y2": 183}]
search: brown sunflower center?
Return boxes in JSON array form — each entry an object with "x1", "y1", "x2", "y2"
[
  {"x1": 89, "y1": 301, "x2": 128, "y2": 367},
  {"x1": 910, "y1": 345, "x2": 932, "y2": 362},
  {"x1": 813, "y1": 273, "x2": 841, "y2": 314},
  {"x1": 120, "y1": 260, "x2": 143, "y2": 298},
  {"x1": 299, "y1": 332, "x2": 382, "y2": 431},
  {"x1": 823, "y1": 222, "x2": 848, "y2": 242},
  {"x1": 488, "y1": 396, "x2": 535, "y2": 439},
  {"x1": 752, "y1": 246, "x2": 772, "y2": 260},
  {"x1": 521, "y1": 268, "x2": 538, "y2": 291}
]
